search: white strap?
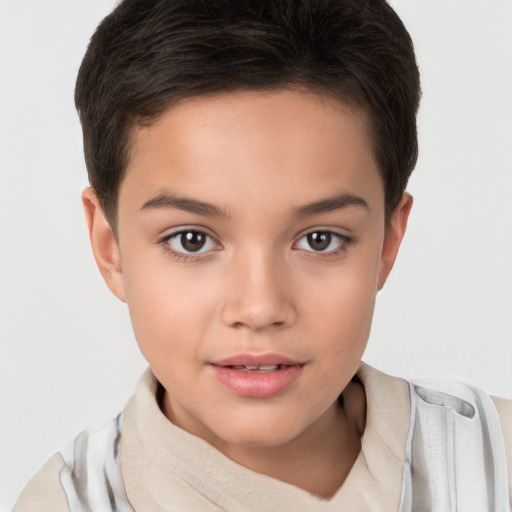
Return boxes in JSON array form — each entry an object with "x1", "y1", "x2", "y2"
[
  {"x1": 399, "y1": 380, "x2": 510, "y2": 512},
  {"x1": 60, "y1": 413, "x2": 134, "y2": 512}
]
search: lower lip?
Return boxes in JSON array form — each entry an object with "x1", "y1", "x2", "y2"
[{"x1": 210, "y1": 364, "x2": 303, "y2": 398}]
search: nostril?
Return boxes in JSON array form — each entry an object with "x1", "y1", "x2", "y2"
[{"x1": 230, "y1": 319, "x2": 286, "y2": 330}]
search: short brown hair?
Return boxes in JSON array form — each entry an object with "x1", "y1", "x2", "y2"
[{"x1": 75, "y1": 0, "x2": 421, "y2": 233}]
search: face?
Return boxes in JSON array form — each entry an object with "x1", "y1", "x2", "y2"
[{"x1": 84, "y1": 89, "x2": 410, "y2": 453}]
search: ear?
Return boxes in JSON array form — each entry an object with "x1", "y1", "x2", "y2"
[
  {"x1": 378, "y1": 193, "x2": 413, "y2": 290},
  {"x1": 82, "y1": 187, "x2": 126, "y2": 302}
]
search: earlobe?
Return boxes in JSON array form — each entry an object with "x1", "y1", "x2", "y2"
[
  {"x1": 82, "y1": 187, "x2": 127, "y2": 302},
  {"x1": 378, "y1": 193, "x2": 413, "y2": 290}
]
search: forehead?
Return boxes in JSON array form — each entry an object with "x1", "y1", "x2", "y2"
[{"x1": 120, "y1": 89, "x2": 384, "y2": 218}]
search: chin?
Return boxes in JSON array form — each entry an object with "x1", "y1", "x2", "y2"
[{"x1": 211, "y1": 412, "x2": 309, "y2": 449}]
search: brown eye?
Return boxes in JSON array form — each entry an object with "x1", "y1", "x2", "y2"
[
  {"x1": 166, "y1": 230, "x2": 216, "y2": 254},
  {"x1": 295, "y1": 230, "x2": 349, "y2": 254},
  {"x1": 181, "y1": 231, "x2": 206, "y2": 252},
  {"x1": 306, "y1": 231, "x2": 332, "y2": 251}
]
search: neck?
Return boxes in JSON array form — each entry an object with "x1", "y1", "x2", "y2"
[{"x1": 162, "y1": 380, "x2": 366, "y2": 499}]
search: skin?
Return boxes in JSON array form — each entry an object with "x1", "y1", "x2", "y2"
[{"x1": 83, "y1": 89, "x2": 412, "y2": 498}]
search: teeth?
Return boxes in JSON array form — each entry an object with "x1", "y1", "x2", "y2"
[{"x1": 231, "y1": 364, "x2": 281, "y2": 372}]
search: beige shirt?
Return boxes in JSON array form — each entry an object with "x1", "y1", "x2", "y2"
[{"x1": 13, "y1": 364, "x2": 512, "y2": 511}]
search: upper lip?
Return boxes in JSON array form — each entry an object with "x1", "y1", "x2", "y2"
[{"x1": 211, "y1": 353, "x2": 303, "y2": 367}]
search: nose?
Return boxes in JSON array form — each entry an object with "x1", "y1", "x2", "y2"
[{"x1": 221, "y1": 249, "x2": 297, "y2": 331}]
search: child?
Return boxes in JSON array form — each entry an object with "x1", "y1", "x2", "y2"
[{"x1": 12, "y1": 0, "x2": 511, "y2": 510}]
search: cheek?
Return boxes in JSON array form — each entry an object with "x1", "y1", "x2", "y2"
[
  {"x1": 121, "y1": 252, "x2": 214, "y2": 362},
  {"x1": 310, "y1": 283, "x2": 376, "y2": 342},
  {"x1": 301, "y1": 257, "x2": 380, "y2": 347}
]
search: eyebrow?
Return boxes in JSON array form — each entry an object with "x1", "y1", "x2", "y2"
[
  {"x1": 294, "y1": 192, "x2": 370, "y2": 217},
  {"x1": 140, "y1": 190, "x2": 369, "y2": 218},
  {"x1": 141, "y1": 192, "x2": 229, "y2": 217}
]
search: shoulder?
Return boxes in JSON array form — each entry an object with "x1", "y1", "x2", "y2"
[
  {"x1": 13, "y1": 412, "x2": 128, "y2": 512},
  {"x1": 13, "y1": 453, "x2": 70, "y2": 512},
  {"x1": 492, "y1": 395, "x2": 512, "y2": 434},
  {"x1": 492, "y1": 396, "x2": 512, "y2": 496}
]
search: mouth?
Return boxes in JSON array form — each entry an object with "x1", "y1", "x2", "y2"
[
  {"x1": 221, "y1": 364, "x2": 291, "y2": 373},
  {"x1": 209, "y1": 354, "x2": 304, "y2": 398},
  {"x1": 211, "y1": 352, "x2": 303, "y2": 368}
]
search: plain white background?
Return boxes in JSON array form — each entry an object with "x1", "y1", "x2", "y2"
[{"x1": 1, "y1": 0, "x2": 511, "y2": 509}]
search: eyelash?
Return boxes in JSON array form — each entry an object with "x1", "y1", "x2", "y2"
[
  {"x1": 160, "y1": 228, "x2": 219, "y2": 263},
  {"x1": 159, "y1": 228, "x2": 352, "y2": 262},
  {"x1": 294, "y1": 230, "x2": 352, "y2": 258}
]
